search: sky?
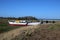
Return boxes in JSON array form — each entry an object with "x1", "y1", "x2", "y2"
[{"x1": 0, "y1": 0, "x2": 60, "y2": 19}]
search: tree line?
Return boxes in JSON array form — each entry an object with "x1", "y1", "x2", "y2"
[{"x1": 0, "y1": 16, "x2": 38, "y2": 20}]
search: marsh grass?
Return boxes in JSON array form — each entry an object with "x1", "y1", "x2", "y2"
[
  {"x1": 0, "y1": 19, "x2": 21, "y2": 33},
  {"x1": 47, "y1": 23, "x2": 60, "y2": 30},
  {"x1": 15, "y1": 23, "x2": 60, "y2": 40},
  {"x1": 0, "y1": 18, "x2": 60, "y2": 40}
]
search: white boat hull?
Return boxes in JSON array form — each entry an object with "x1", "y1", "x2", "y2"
[
  {"x1": 9, "y1": 22, "x2": 27, "y2": 26},
  {"x1": 28, "y1": 22, "x2": 40, "y2": 26}
]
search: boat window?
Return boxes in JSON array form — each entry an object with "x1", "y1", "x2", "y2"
[
  {"x1": 22, "y1": 21, "x2": 26, "y2": 23},
  {"x1": 27, "y1": 21, "x2": 32, "y2": 23},
  {"x1": 9, "y1": 20, "x2": 15, "y2": 22},
  {"x1": 19, "y1": 20, "x2": 26, "y2": 23}
]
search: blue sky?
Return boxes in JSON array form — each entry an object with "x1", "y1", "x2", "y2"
[{"x1": 0, "y1": 0, "x2": 60, "y2": 19}]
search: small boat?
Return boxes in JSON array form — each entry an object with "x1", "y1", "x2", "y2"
[
  {"x1": 28, "y1": 22, "x2": 40, "y2": 26},
  {"x1": 8, "y1": 20, "x2": 40, "y2": 26},
  {"x1": 8, "y1": 20, "x2": 27, "y2": 26}
]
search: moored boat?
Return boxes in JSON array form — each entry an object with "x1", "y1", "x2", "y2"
[
  {"x1": 8, "y1": 20, "x2": 27, "y2": 26},
  {"x1": 28, "y1": 22, "x2": 40, "y2": 26}
]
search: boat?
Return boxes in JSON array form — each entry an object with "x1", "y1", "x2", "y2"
[
  {"x1": 28, "y1": 22, "x2": 40, "y2": 26},
  {"x1": 8, "y1": 20, "x2": 27, "y2": 26},
  {"x1": 8, "y1": 20, "x2": 40, "y2": 26}
]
